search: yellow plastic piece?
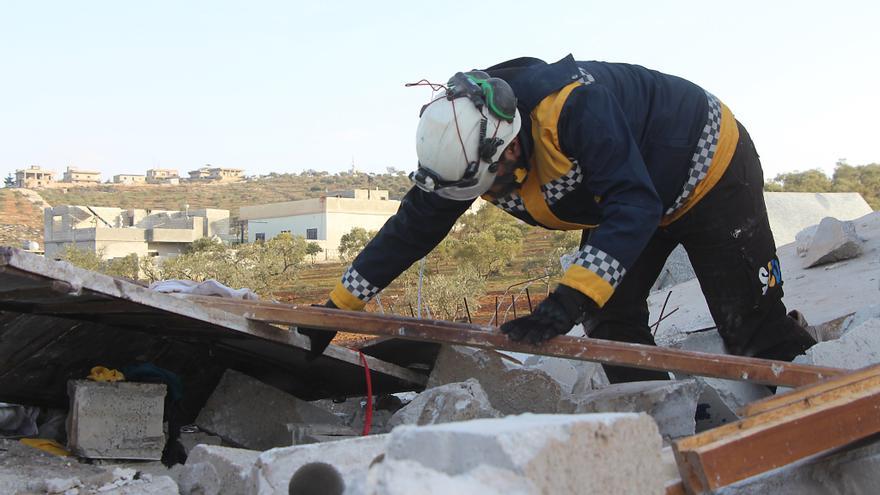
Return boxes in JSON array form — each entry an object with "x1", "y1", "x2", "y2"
[{"x1": 87, "y1": 366, "x2": 125, "y2": 382}]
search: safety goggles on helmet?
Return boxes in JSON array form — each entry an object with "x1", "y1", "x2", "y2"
[{"x1": 410, "y1": 71, "x2": 521, "y2": 201}]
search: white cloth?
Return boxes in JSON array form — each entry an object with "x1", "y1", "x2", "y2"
[{"x1": 149, "y1": 279, "x2": 260, "y2": 300}]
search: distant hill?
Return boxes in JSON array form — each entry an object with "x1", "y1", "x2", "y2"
[{"x1": 36, "y1": 171, "x2": 414, "y2": 216}]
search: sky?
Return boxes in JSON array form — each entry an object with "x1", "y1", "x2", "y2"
[{"x1": 1, "y1": 1, "x2": 878, "y2": 181}]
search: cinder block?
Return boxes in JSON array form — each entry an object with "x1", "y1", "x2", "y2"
[
  {"x1": 195, "y1": 369, "x2": 342, "y2": 451},
  {"x1": 67, "y1": 380, "x2": 166, "y2": 460},
  {"x1": 179, "y1": 444, "x2": 260, "y2": 495},
  {"x1": 368, "y1": 413, "x2": 665, "y2": 495},
  {"x1": 248, "y1": 434, "x2": 387, "y2": 495}
]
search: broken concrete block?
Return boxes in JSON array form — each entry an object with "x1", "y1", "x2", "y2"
[
  {"x1": 248, "y1": 434, "x2": 387, "y2": 495},
  {"x1": 178, "y1": 430, "x2": 222, "y2": 455},
  {"x1": 794, "y1": 318, "x2": 880, "y2": 369},
  {"x1": 195, "y1": 369, "x2": 341, "y2": 450},
  {"x1": 797, "y1": 217, "x2": 863, "y2": 268},
  {"x1": 427, "y1": 345, "x2": 564, "y2": 415},
  {"x1": 67, "y1": 380, "x2": 166, "y2": 460},
  {"x1": 370, "y1": 413, "x2": 665, "y2": 495},
  {"x1": 564, "y1": 380, "x2": 702, "y2": 440},
  {"x1": 387, "y1": 379, "x2": 500, "y2": 429},
  {"x1": 717, "y1": 436, "x2": 880, "y2": 494},
  {"x1": 287, "y1": 423, "x2": 359, "y2": 445},
  {"x1": 691, "y1": 377, "x2": 770, "y2": 431},
  {"x1": 366, "y1": 458, "x2": 534, "y2": 495},
  {"x1": 178, "y1": 444, "x2": 259, "y2": 495}
]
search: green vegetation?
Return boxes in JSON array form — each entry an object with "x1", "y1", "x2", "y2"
[{"x1": 765, "y1": 162, "x2": 879, "y2": 209}]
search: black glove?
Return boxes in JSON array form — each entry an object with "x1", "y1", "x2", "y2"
[
  {"x1": 297, "y1": 300, "x2": 338, "y2": 360},
  {"x1": 500, "y1": 284, "x2": 596, "y2": 345}
]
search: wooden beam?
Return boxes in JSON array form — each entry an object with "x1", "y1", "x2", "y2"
[
  {"x1": 178, "y1": 294, "x2": 844, "y2": 388},
  {"x1": 739, "y1": 363, "x2": 880, "y2": 417},
  {"x1": 673, "y1": 375, "x2": 880, "y2": 494},
  {"x1": 665, "y1": 481, "x2": 686, "y2": 495}
]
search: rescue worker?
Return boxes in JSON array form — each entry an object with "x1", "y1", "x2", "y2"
[{"x1": 298, "y1": 55, "x2": 816, "y2": 382}]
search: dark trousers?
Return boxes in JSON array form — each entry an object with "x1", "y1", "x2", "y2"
[{"x1": 587, "y1": 122, "x2": 816, "y2": 383}]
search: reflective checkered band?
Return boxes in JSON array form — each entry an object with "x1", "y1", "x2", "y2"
[
  {"x1": 541, "y1": 162, "x2": 583, "y2": 206},
  {"x1": 665, "y1": 92, "x2": 722, "y2": 215},
  {"x1": 578, "y1": 67, "x2": 595, "y2": 85},
  {"x1": 573, "y1": 245, "x2": 626, "y2": 288},
  {"x1": 341, "y1": 266, "x2": 380, "y2": 301},
  {"x1": 490, "y1": 193, "x2": 526, "y2": 214}
]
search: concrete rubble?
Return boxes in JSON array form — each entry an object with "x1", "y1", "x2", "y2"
[
  {"x1": 0, "y1": 439, "x2": 180, "y2": 494},
  {"x1": 387, "y1": 378, "x2": 500, "y2": 428},
  {"x1": 559, "y1": 379, "x2": 703, "y2": 440},
  {"x1": 427, "y1": 345, "x2": 566, "y2": 415},
  {"x1": 794, "y1": 318, "x2": 880, "y2": 369},
  {"x1": 195, "y1": 369, "x2": 342, "y2": 451},
  {"x1": 369, "y1": 413, "x2": 666, "y2": 495},
  {"x1": 178, "y1": 445, "x2": 259, "y2": 495},
  {"x1": 796, "y1": 216, "x2": 864, "y2": 268}
]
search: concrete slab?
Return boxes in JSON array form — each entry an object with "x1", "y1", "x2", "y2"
[
  {"x1": 67, "y1": 380, "x2": 166, "y2": 460},
  {"x1": 248, "y1": 434, "x2": 387, "y2": 495},
  {"x1": 195, "y1": 369, "x2": 342, "y2": 451},
  {"x1": 371, "y1": 413, "x2": 665, "y2": 495}
]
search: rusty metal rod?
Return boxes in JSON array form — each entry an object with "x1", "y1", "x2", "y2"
[{"x1": 180, "y1": 295, "x2": 844, "y2": 388}]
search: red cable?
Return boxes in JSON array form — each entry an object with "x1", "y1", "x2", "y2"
[{"x1": 357, "y1": 351, "x2": 373, "y2": 436}]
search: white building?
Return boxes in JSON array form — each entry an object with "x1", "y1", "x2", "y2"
[
  {"x1": 44, "y1": 205, "x2": 231, "y2": 260},
  {"x1": 62, "y1": 166, "x2": 101, "y2": 184},
  {"x1": 113, "y1": 174, "x2": 146, "y2": 185},
  {"x1": 238, "y1": 189, "x2": 399, "y2": 260},
  {"x1": 14, "y1": 165, "x2": 55, "y2": 188}
]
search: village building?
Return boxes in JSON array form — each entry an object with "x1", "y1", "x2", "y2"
[
  {"x1": 61, "y1": 166, "x2": 101, "y2": 184},
  {"x1": 112, "y1": 174, "x2": 146, "y2": 185},
  {"x1": 13, "y1": 165, "x2": 55, "y2": 188},
  {"x1": 43, "y1": 205, "x2": 231, "y2": 260},
  {"x1": 146, "y1": 168, "x2": 180, "y2": 184},
  {"x1": 187, "y1": 166, "x2": 244, "y2": 183},
  {"x1": 238, "y1": 189, "x2": 399, "y2": 260}
]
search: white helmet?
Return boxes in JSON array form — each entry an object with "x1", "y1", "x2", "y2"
[{"x1": 410, "y1": 72, "x2": 522, "y2": 201}]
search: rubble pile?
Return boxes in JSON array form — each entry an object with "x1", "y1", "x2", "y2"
[{"x1": 0, "y1": 211, "x2": 878, "y2": 494}]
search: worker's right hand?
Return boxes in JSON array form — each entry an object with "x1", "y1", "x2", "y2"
[{"x1": 297, "y1": 300, "x2": 338, "y2": 360}]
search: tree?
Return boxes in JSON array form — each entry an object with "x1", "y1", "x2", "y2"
[
  {"x1": 768, "y1": 169, "x2": 832, "y2": 192},
  {"x1": 4, "y1": 174, "x2": 14, "y2": 188},
  {"x1": 57, "y1": 246, "x2": 139, "y2": 280},
  {"x1": 305, "y1": 242, "x2": 323, "y2": 262},
  {"x1": 338, "y1": 227, "x2": 377, "y2": 263},
  {"x1": 450, "y1": 203, "x2": 526, "y2": 278}
]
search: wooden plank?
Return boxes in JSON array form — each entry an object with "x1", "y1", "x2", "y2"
[
  {"x1": 739, "y1": 363, "x2": 880, "y2": 417},
  {"x1": 665, "y1": 481, "x2": 686, "y2": 495},
  {"x1": 674, "y1": 375, "x2": 880, "y2": 494},
  {"x1": 178, "y1": 294, "x2": 844, "y2": 388}
]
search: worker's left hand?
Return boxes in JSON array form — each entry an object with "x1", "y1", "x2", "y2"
[{"x1": 500, "y1": 284, "x2": 596, "y2": 344}]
